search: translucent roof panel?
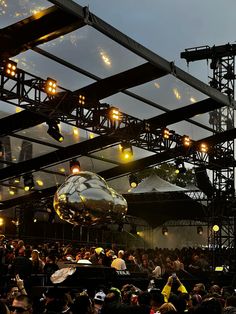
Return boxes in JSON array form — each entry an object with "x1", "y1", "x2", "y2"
[
  {"x1": 0, "y1": 1, "x2": 51, "y2": 28},
  {"x1": 40, "y1": 25, "x2": 146, "y2": 78}
]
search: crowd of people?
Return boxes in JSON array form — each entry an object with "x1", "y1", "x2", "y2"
[{"x1": 0, "y1": 237, "x2": 235, "y2": 313}]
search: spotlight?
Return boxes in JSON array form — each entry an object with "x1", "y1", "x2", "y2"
[
  {"x1": 4, "y1": 60, "x2": 17, "y2": 77},
  {"x1": 212, "y1": 224, "x2": 220, "y2": 232},
  {"x1": 182, "y1": 135, "x2": 191, "y2": 147},
  {"x1": 109, "y1": 107, "x2": 121, "y2": 121},
  {"x1": 0, "y1": 218, "x2": 4, "y2": 227},
  {"x1": 162, "y1": 227, "x2": 168, "y2": 236},
  {"x1": 129, "y1": 174, "x2": 139, "y2": 188},
  {"x1": 45, "y1": 77, "x2": 57, "y2": 95},
  {"x1": 199, "y1": 143, "x2": 208, "y2": 153},
  {"x1": 197, "y1": 226, "x2": 203, "y2": 235},
  {"x1": 70, "y1": 159, "x2": 81, "y2": 175},
  {"x1": 120, "y1": 141, "x2": 133, "y2": 159},
  {"x1": 175, "y1": 159, "x2": 186, "y2": 174},
  {"x1": 8, "y1": 186, "x2": 16, "y2": 196},
  {"x1": 23, "y1": 174, "x2": 34, "y2": 191},
  {"x1": 78, "y1": 94, "x2": 86, "y2": 105},
  {"x1": 162, "y1": 128, "x2": 170, "y2": 139},
  {"x1": 47, "y1": 121, "x2": 64, "y2": 142}
]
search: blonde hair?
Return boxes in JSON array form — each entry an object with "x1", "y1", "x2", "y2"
[{"x1": 159, "y1": 302, "x2": 177, "y2": 314}]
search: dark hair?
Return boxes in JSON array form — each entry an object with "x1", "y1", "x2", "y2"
[
  {"x1": 0, "y1": 301, "x2": 9, "y2": 314},
  {"x1": 194, "y1": 298, "x2": 222, "y2": 314}
]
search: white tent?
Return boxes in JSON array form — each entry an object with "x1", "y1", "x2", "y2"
[{"x1": 130, "y1": 173, "x2": 186, "y2": 193}]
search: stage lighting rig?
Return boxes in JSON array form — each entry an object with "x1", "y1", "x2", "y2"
[
  {"x1": 45, "y1": 77, "x2": 57, "y2": 95},
  {"x1": 23, "y1": 173, "x2": 35, "y2": 191},
  {"x1": 120, "y1": 141, "x2": 133, "y2": 159},
  {"x1": 4, "y1": 60, "x2": 17, "y2": 77},
  {"x1": 70, "y1": 159, "x2": 81, "y2": 175},
  {"x1": 47, "y1": 120, "x2": 64, "y2": 143},
  {"x1": 162, "y1": 227, "x2": 168, "y2": 236}
]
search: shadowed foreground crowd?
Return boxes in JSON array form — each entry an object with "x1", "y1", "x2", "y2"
[{"x1": 0, "y1": 237, "x2": 235, "y2": 313}]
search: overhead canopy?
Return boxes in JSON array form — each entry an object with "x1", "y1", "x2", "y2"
[
  {"x1": 130, "y1": 173, "x2": 186, "y2": 193},
  {"x1": 0, "y1": 0, "x2": 234, "y2": 215}
]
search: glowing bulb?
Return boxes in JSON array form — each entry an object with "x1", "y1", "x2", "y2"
[{"x1": 213, "y1": 225, "x2": 220, "y2": 232}]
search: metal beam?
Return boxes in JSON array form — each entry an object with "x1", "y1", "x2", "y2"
[
  {"x1": 49, "y1": 0, "x2": 235, "y2": 108},
  {"x1": 0, "y1": 96, "x2": 231, "y2": 183},
  {"x1": 0, "y1": 5, "x2": 86, "y2": 59},
  {"x1": 33, "y1": 47, "x2": 214, "y2": 133},
  {"x1": 1, "y1": 127, "x2": 236, "y2": 208}
]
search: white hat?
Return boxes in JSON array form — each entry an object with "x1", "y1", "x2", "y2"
[
  {"x1": 118, "y1": 250, "x2": 124, "y2": 255},
  {"x1": 94, "y1": 291, "x2": 106, "y2": 302}
]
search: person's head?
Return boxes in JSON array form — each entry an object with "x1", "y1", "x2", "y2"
[
  {"x1": 193, "y1": 283, "x2": 206, "y2": 296},
  {"x1": 118, "y1": 250, "x2": 124, "y2": 258},
  {"x1": 10, "y1": 295, "x2": 33, "y2": 314},
  {"x1": 94, "y1": 291, "x2": 106, "y2": 305},
  {"x1": 84, "y1": 251, "x2": 90, "y2": 260},
  {"x1": 7, "y1": 287, "x2": 20, "y2": 303},
  {"x1": 159, "y1": 302, "x2": 177, "y2": 314},
  {"x1": 45, "y1": 255, "x2": 56, "y2": 264},
  {"x1": 31, "y1": 250, "x2": 40, "y2": 261},
  {"x1": 150, "y1": 289, "x2": 164, "y2": 309},
  {"x1": 95, "y1": 247, "x2": 104, "y2": 256},
  {"x1": 194, "y1": 297, "x2": 222, "y2": 314}
]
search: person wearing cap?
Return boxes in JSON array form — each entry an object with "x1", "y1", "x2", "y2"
[
  {"x1": 93, "y1": 291, "x2": 106, "y2": 314},
  {"x1": 111, "y1": 250, "x2": 127, "y2": 270},
  {"x1": 90, "y1": 247, "x2": 105, "y2": 265}
]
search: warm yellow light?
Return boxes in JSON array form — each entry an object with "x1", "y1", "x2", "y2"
[
  {"x1": 163, "y1": 128, "x2": 170, "y2": 139},
  {"x1": 190, "y1": 97, "x2": 196, "y2": 103},
  {"x1": 15, "y1": 107, "x2": 22, "y2": 113},
  {"x1": 154, "y1": 82, "x2": 160, "y2": 88},
  {"x1": 59, "y1": 167, "x2": 65, "y2": 173},
  {"x1": 183, "y1": 136, "x2": 191, "y2": 147},
  {"x1": 110, "y1": 108, "x2": 121, "y2": 121},
  {"x1": 124, "y1": 152, "x2": 131, "y2": 159},
  {"x1": 175, "y1": 169, "x2": 180, "y2": 174},
  {"x1": 5, "y1": 61, "x2": 17, "y2": 77},
  {"x1": 0, "y1": 218, "x2": 4, "y2": 226},
  {"x1": 100, "y1": 51, "x2": 112, "y2": 66},
  {"x1": 173, "y1": 88, "x2": 181, "y2": 100},
  {"x1": 131, "y1": 182, "x2": 137, "y2": 188},
  {"x1": 36, "y1": 179, "x2": 44, "y2": 187},
  {"x1": 33, "y1": 218, "x2": 37, "y2": 223},
  {"x1": 45, "y1": 78, "x2": 57, "y2": 95},
  {"x1": 79, "y1": 94, "x2": 86, "y2": 105},
  {"x1": 89, "y1": 133, "x2": 94, "y2": 139},
  {"x1": 73, "y1": 127, "x2": 79, "y2": 136},
  {"x1": 213, "y1": 224, "x2": 220, "y2": 232},
  {"x1": 9, "y1": 189, "x2": 15, "y2": 196},
  {"x1": 200, "y1": 143, "x2": 208, "y2": 153}
]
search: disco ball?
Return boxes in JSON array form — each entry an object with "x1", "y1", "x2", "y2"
[{"x1": 53, "y1": 171, "x2": 127, "y2": 226}]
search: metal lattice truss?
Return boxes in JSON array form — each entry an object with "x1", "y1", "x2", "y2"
[{"x1": 0, "y1": 0, "x2": 236, "y2": 208}]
